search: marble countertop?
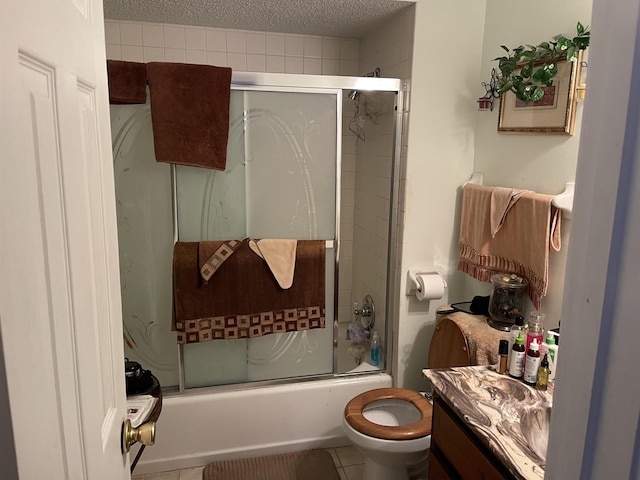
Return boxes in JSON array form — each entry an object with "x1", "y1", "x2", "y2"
[{"x1": 423, "y1": 366, "x2": 553, "y2": 480}]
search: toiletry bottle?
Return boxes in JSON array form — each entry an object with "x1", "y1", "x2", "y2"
[
  {"x1": 370, "y1": 330, "x2": 380, "y2": 367},
  {"x1": 523, "y1": 338, "x2": 541, "y2": 386},
  {"x1": 544, "y1": 333, "x2": 559, "y2": 381},
  {"x1": 498, "y1": 339, "x2": 509, "y2": 374},
  {"x1": 536, "y1": 354, "x2": 549, "y2": 391},
  {"x1": 525, "y1": 312, "x2": 545, "y2": 359},
  {"x1": 507, "y1": 315, "x2": 526, "y2": 367},
  {"x1": 509, "y1": 332, "x2": 526, "y2": 379}
]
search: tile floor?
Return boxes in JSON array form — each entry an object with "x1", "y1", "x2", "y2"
[{"x1": 131, "y1": 445, "x2": 365, "y2": 480}]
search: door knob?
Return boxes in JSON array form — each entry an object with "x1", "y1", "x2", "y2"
[{"x1": 122, "y1": 418, "x2": 156, "y2": 453}]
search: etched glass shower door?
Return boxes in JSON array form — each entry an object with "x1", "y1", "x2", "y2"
[
  {"x1": 177, "y1": 89, "x2": 338, "y2": 388},
  {"x1": 112, "y1": 103, "x2": 179, "y2": 388}
]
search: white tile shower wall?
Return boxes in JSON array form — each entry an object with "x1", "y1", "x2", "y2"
[
  {"x1": 104, "y1": 20, "x2": 360, "y2": 76},
  {"x1": 103, "y1": 14, "x2": 415, "y2": 344},
  {"x1": 340, "y1": 98, "x2": 358, "y2": 325},
  {"x1": 348, "y1": 7, "x2": 415, "y2": 349},
  {"x1": 350, "y1": 99, "x2": 394, "y2": 331},
  {"x1": 359, "y1": 7, "x2": 414, "y2": 79},
  {"x1": 104, "y1": 18, "x2": 361, "y2": 326}
]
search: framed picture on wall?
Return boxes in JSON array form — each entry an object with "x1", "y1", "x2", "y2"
[{"x1": 497, "y1": 55, "x2": 582, "y2": 135}]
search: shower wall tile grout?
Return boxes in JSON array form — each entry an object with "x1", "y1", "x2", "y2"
[{"x1": 104, "y1": 19, "x2": 360, "y2": 76}]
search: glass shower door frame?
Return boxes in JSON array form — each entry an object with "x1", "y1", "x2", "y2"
[
  {"x1": 113, "y1": 72, "x2": 403, "y2": 394},
  {"x1": 174, "y1": 81, "x2": 343, "y2": 392}
]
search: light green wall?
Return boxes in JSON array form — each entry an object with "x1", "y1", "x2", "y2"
[
  {"x1": 396, "y1": 0, "x2": 486, "y2": 390},
  {"x1": 470, "y1": 0, "x2": 593, "y2": 331},
  {"x1": 398, "y1": 0, "x2": 592, "y2": 390}
]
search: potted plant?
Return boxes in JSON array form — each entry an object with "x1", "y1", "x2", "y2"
[{"x1": 494, "y1": 22, "x2": 590, "y2": 103}]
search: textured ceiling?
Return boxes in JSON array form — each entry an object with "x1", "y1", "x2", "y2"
[{"x1": 103, "y1": 0, "x2": 414, "y2": 39}]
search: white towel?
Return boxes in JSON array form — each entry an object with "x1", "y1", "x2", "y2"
[{"x1": 249, "y1": 239, "x2": 297, "y2": 289}]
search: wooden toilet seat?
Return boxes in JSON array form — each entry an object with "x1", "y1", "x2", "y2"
[
  {"x1": 344, "y1": 388, "x2": 433, "y2": 440},
  {"x1": 344, "y1": 318, "x2": 471, "y2": 441}
]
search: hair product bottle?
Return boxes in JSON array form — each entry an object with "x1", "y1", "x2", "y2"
[
  {"x1": 523, "y1": 338, "x2": 541, "y2": 386},
  {"x1": 507, "y1": 315, "x2": 526, "y2": 367},
  {"x1": 509, "y1": 332, "x2": 526, "y2": 379},
  {"x1": 498, "y1": 339, "x2": 509, "y2": 374},
  {"x1": 536, "y1": 354, "x2": 550, "y2": 391}
]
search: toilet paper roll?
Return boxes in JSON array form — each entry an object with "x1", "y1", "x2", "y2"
[{"x1": 416, "y1": 273, "x2": 445, "y2": 301}]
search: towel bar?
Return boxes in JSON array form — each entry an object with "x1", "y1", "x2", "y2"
[
  {"x1": 551, "y1": 182, "x2": 575, "y2": 218},
  {"x1": 463, "y1": 172, "x2": 574, "y2": 218}
]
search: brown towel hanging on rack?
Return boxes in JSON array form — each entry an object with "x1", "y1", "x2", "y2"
[
  {"x1": 458, "y1": 183, "x2": 561, "y2": 309},
  {"x1": 172, "y1": 239, "x2": 326, "y2": 344},
  {"x1": 106, "y1": 60, "x2": 147, "y2": 104},
  {"x1": 146, "y1": 62, "x2": 232, "y2": 171}
]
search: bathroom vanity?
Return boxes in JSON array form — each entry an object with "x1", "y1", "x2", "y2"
[{"x1": 423, "y1": 366, "x2": 552, "y2": 480}]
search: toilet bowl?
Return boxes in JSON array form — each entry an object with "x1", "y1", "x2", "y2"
[
  {"x1": 342, "y1": 318, "x2": 470, "y2": 480},
  {"x1": 343, "y1": 388, "x2": 432, "y2": 480}
]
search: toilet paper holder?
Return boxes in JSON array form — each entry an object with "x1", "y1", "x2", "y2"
[{"x1": 405, "y1": 268, "x2": 446, "y2": 297}]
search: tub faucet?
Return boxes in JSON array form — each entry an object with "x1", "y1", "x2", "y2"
[
  {"x1": 354, "y1": 303, "x2": 373, "y2": 318},
  {"x1": 353, "y1": 294, "x2": 376, "y2": 335}
]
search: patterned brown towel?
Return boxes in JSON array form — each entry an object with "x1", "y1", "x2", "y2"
[
  {"x1": 106, "y1": 60, "x2": 147, "y2": 104},
  {"x1": 172, "y1": 239, "x2": 325, "y2": 344},
  {"x1": 199, "y1": 239, "x2": 243, "y2": 282},
  {"x1": 458, "y1": 183, "x2": 561, "y2": 309},
  {"x1": 146, "y1": 62, "x2": 232, "y2": 171}
]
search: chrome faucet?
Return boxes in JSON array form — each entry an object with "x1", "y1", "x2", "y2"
[{"x1": 353, "y1": 294, "x2": 376, "y2": 334}]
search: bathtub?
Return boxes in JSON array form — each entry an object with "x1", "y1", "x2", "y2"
[{"x1": 133, "y1": 372, "x2": 392, "y2": 474}]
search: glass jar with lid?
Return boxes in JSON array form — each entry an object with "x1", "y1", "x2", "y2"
[{"x1": 488, "y1": 273, "x2": 528, "y2": 331}]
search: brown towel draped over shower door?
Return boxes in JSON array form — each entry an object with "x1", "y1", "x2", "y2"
[
  {"x1": 106, "y1": 60, "x2": 147, "y2": 104},
  {"x1": 172, "y1": 239, "x2": 326, "y2": 344},
  {"x1": 146, "y1": 62, "x2": 232, "y2": 171}
]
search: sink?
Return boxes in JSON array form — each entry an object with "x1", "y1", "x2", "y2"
[{"x1": 519, "y1": 402, "x2": 552, "y2": 461}]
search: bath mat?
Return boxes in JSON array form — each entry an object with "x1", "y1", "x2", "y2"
[{"x1": 203, "y1": 449, "x2": 340, "y2": 480}]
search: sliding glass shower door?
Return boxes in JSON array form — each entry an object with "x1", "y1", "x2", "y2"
[
  {"x1": 112, "y1": 104, "x2": 178, "y2": 388},
  {"x1": 177, "y1": 89, "x2": 338, "y2": 388},
  {"x1": 113, "y1": 86, "x2": 340, "y2": 390},
  {"x1": 113, "y1": 72, "x2": 402, "y2": 392}
]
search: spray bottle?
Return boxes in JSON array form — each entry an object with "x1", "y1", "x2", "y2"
[{"x1": 526, "y1": 312, "x2": 545, "y2": 354}]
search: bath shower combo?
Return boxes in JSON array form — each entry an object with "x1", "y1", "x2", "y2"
[{"x1": 111, "y1": 71, "x2": 403, "y2": 473}]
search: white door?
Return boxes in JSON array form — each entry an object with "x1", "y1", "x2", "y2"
[{"x1": 0, "y1": 0, "x2": 129, "y2": 479}]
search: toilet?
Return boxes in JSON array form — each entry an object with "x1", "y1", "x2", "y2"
[{"x1": 342, "y1": 318, "x2": 471, "y2": 480}]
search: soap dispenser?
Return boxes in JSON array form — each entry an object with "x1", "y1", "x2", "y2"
[
  {"x1": 542, "y1": 332, "x2": 559, "y2": 381},
  {"x1": 526, "y1": 311, "x2": 545, "y2": 354},
  {"x1": 370, "y1": 331, "x2": 380, "y2": 367}
]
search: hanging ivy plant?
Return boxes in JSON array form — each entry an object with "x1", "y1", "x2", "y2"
[{"x1": 494, "y1": 22, "x2": 590, "y2": 103}]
